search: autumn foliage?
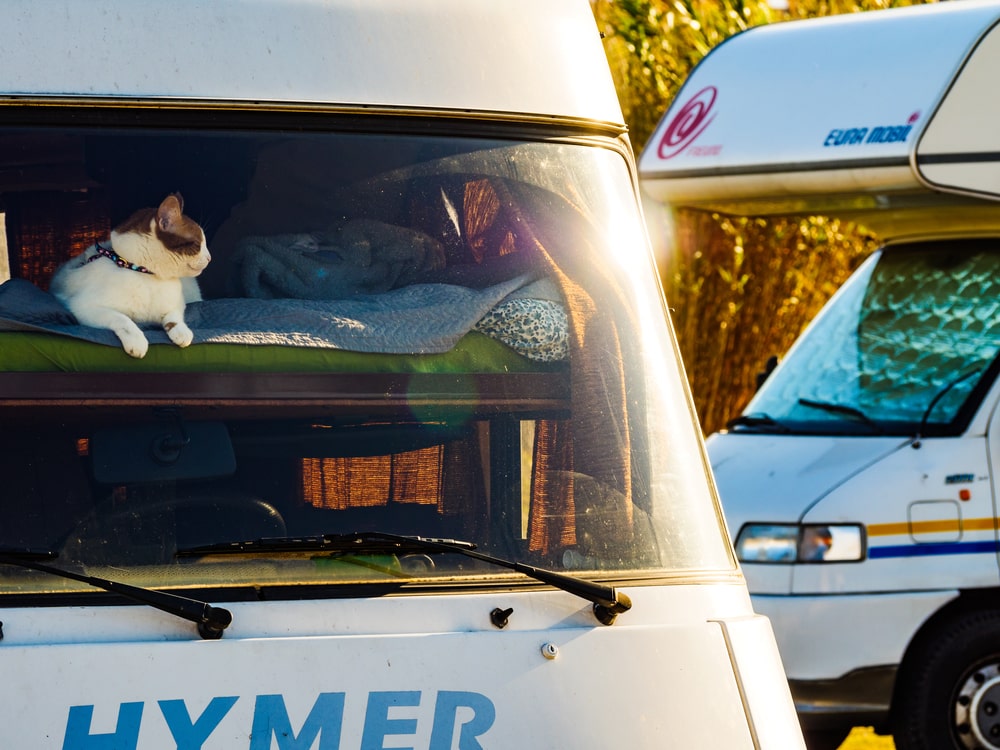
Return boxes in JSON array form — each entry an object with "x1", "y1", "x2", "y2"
[{"x1": 592, "y1": 0, "x2": 927, "y2": 434}]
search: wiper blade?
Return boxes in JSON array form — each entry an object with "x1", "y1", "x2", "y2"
[
  {"x1": 179, "y1": 534, "x2": 477, "y2": 556},
  {"x1": 0, "y1": 547, "x2": 57, "y2": 561},
  {"x1": 179, "y1": 532, "x2": 632, "y2": 626},
  {"x1": 797, "y1": 398, "x2": 884, "y2": 434},
  {"x1": 725, "y1": 413, "x2": 794, "y2": 433},
  {"x1": 0, "y1": 548, "x2": 232, "y2": 640}
]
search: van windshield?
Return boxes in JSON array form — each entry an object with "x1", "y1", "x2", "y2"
[
  {"x1": 0, "y1": 110, "x2": 732, "y2": 597},
  {"x1": 742, "y1": 240, "x2": 1000, "y2": 436}
]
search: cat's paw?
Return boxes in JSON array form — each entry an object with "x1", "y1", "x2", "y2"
[
  {"x1": 119, "y1": 330, "x2": 149, "y2": 359},
  {"x1": 166, "y1": 321, "x2": 194, "y2": 348}
]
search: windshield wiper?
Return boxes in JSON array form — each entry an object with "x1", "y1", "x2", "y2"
[
  {"x1": 0, "y1": 548, "x2": 232, "y2": 640},
  {"x1": 179, "y1": 534, "x2": 478, "y2": 556},
  {"x1": 797, "y1": 398, "x2": 884, "y2": 434},
  {"x1": 725, "y1": 413, "x2": 794, "y2": 433},
  {"x1": 179, "y1": 532, "x2": 632, "y2": 626}
]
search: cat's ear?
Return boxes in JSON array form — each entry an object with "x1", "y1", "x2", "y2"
[{"x1": 157, "y1": 194, "x2": 184, "y2": 232}]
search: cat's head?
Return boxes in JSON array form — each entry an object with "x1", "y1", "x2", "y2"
[{"x1": 110, "y1": 193, "x2": 211, "y2": 279}]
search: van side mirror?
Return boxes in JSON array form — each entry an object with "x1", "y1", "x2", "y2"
[{"x1": 755, "y1": 355, "x2": 778, "y2": 390}]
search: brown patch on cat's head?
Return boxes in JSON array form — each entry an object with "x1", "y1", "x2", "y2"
[
  {"x1": 113, "y1": 193, "x2": 206, "y2": 257},
  {"x1": 155, "y1": 193, "x2": 206, "y2": 257}
]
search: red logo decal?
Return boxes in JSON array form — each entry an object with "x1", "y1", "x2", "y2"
[{"x1": 657, "y1": 86, "x2": 718, "y2": 160}]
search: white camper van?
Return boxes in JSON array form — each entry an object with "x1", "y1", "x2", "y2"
[
  {"x1": 0, "y1": 1, "x2": 805, "y2": 748},
  {"x1": 640, "y1": 2, "x2": 1000, "y2": 749}
]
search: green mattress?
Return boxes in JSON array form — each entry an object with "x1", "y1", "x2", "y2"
[{"x1": 0, "y1": 331, "x2": 557, "y2": 374}]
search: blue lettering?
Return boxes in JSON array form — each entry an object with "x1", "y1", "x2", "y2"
[
  {"x1": 890, "y1": 124, "x2": 912, "y2": 143},
  {"x1": 866, "y1": 126, "x2": 885, "y2": 143},
  {"x1": 429, "y1": 691, "x2": 496, "y2": 750},
  {"x1": 159, "y1": 697, "x2": 238, "y2": 750},
  {"x1": 824, "y1": 128, "x2": 868, "y2": 146},
  {"x1": 63, "y1": 689, "x2": 497, "y2": 749},
  {"x1": 361, "y1": 691, "x2": 420, "y2": 750},
  {"x1": 864, "y1": 123, "x2": 915, "y2": 144},
  {"x1": 249, "y1": 693, "x2": 345, "y2": 750},
  {"x1": 63, "y1": 703, "x2": 143, "y2": 750}
]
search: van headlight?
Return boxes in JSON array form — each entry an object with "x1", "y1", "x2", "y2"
[{"x1": 734, "y1": 523, "x2": 865, "y2": 563}]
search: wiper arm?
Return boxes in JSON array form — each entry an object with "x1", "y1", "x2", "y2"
[
  {"x1": 0, "y1": 548, "x2": 232, "y2": 640},
  {"x1": 180, "y1": 532, "x2": 632, "y2": 626},
  {"x1": 797, "y1": 398, "x2": 884, "y2": 434},
  {"x1": 913, "y1": 368, "x2": 982, "y2": 448}
]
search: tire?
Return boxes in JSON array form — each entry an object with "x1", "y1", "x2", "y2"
[
  {"x1": 893, "y1": 609, "x2": 1000, "y2": 750},
  {"x1": 802, "y1": 728, "x2": 851, "y2": 750}
]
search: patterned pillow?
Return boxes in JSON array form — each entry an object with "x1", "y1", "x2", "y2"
[{"x1": 475, "y1": 298, "x2": 569, "y2": 362}]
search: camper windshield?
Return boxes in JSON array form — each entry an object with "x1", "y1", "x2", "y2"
[
  {"x1": 0, "y1": 111, "x2": 732, "y2": 599},
  {"x1": 743, "y1": 240, "x2": 1000, "y2": 436}
]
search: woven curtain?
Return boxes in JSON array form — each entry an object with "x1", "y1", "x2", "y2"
[
  {"x1": 491, "y1": 179, "x2": 639, "y2": 555},
  {"x1": 464, "y1": 179, "x2": 518, "y2": 261},
  {"x1": 299, "y1": 433, "x2": 486, "y2": 539},
  {"x1": 6, "y1": 191, "x2": 110, "y2": 290},
  {"x1": 527, "y1": 419, "x2": 576, "y2": 553},
  {"x1": 301, "y1": 447, "x2": 444, "y2": 510}
]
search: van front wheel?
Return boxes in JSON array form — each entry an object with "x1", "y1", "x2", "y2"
[{"x1": 893, "y1": 609, "x2": 1000, "y2": 750}]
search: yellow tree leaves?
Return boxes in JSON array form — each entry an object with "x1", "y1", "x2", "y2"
[{"x1": 593, "y1": 0, "x2": 927, "y2": 433}]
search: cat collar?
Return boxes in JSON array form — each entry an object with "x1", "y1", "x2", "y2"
[{"x1": 85, "y1": 243, "x2": 154, "y2": 275}]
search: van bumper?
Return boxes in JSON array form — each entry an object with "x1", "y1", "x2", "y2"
[
  {"x1": 751, "y1": 590, "x2": 961, "y2": 732},
  {"x1": 789, "y1": 665, "x2": 895, "y2": 733}
]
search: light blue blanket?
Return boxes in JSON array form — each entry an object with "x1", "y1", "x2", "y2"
[{"x1": 0, "y1": 275, "x2": 537, "y2": 354}]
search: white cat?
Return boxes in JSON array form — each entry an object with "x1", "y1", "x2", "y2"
[{"x1": 50, "y1": 193, "x2": 211, "y2": 359}]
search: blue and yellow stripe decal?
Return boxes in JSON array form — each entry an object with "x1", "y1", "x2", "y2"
[{"x1": 867, "y1": 518, "x2": 998, "y2": 559}]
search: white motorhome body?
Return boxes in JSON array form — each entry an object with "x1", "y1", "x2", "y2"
[
  {"x1": 641, "y1": 3, "x2": 1000, "y2": 750},
  {"x1": 0, "y1": 1, "x2": 804, "y2": 748}
]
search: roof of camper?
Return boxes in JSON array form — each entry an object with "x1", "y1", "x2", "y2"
[
  {"x1": 2, "y1": 0, "x2": 624, "y2": 127},
  {"x1": 639, "y1": 0, "x2": 1000, "y2": 219}
]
